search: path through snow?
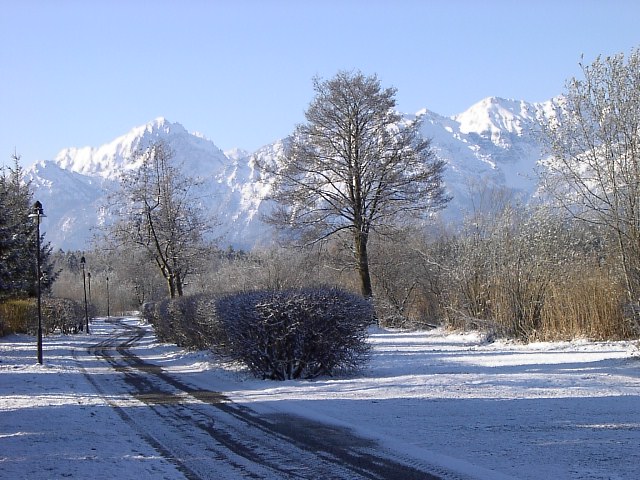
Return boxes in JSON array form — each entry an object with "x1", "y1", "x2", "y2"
[{"x1": 1, "y1": 316, "x2": 639, "y2": 479}]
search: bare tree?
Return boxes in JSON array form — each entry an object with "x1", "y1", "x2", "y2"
[
  {"x1": 540, "y1": 49, "x2": 640, "y2": 303},
  {"x1": 106, "y1": 142, "x2": 211, "y2": 298},
  {"x1": 262, "y1": 71, "x2": 450, "y2": 297}
]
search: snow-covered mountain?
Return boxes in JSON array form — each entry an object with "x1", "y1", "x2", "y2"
[
  {"x1": 417, "y1": 97, "x2": 558, "y2": 211},
  {"x1": 53, "y1": 118, "x2": 229, "y2": 180},
  {"x1": 26, "y1": 98, "x2": 559, "y2": 251}
]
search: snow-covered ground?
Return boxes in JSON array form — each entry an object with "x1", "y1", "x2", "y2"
[{"x1": 1, "y1": 317, "x2": 639, "y2": 479}]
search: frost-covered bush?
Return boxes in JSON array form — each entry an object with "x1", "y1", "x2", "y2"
[
  {"x1": 142, "y1": 288, "x2": 373, "y2": 379},
  {"x1": 143, "y1": 294, "x2": 222, "y2": 349},
  {"x1": 40, "y1": 297, "x2": 85, "y2": 334},
  {"x1": 141, "y1": 300, "x2": 168, "y2": 340},
  {"x1": 215, "y1": 288, "x2": 373, "y2": 380}
]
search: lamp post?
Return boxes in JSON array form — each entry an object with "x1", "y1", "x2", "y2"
[
  {"x1": 87, "y1": 271, "x2": 92, "y2": 311},
  {"x1": 28, "y1": 201, "x2": 46, "y2": 365},
  {"x1": 80, "y1": 256, "x2": 89, "y2": 334},
  {"x1": 106, "y1": 275, "x2": 110, "y2": 318}
]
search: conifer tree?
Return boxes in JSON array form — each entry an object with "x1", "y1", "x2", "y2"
[{"x1": 0, "y1": 155, "x2": 55, "y2": 299}]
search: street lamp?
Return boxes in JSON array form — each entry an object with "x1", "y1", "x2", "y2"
[
  {"x1": 106, "y1": 275, "x2": 110, "y2": 318},
  {"x1": 80, "y1": 256, "x2": 89, "y2": 334},
  {"x1": 28, "y1": 201, "x2": 46, "y2": 365},
  {"x1": 87, "y1": 271, "x2": 92, "y2": 310}
]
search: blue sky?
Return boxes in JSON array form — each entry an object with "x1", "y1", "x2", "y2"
[{"x1": 1, "y1": 0, "x2": 639, "y2": 169}]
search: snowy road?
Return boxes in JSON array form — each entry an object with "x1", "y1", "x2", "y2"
[
  {"x1": 3, "y1": 316, "x2": 638, "y2": 479},
  {"x1": 76, "y1": 318, "x2": 452, "y2": 479}
]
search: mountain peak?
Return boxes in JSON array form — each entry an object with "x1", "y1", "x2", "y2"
[
  {"x1": 142, "y1": 117, "x2": 187, "y2": 135},
  {"x1": 53, "y1": 118, "x2": 225, "y2": 180},
  {"x1": 117, "y1": 117, "x2": 188, "y2": 142},
  {"x1": 452, "y1": 96, "x2": 538, "y2": 138}
]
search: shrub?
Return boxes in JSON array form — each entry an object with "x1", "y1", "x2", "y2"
[
  {"x1": 41, "y1": 297, "x2": 85, "y2": 334},
  {"x1": 215, "y1": 288, "x2": 373, "y2": 380},
  {"x1": 143, "y1": 298, "x2": 177, "y2": 343},
  {"x1": 0, "y1": 299, "x2": 35, "y2": 335},
  {"x1": 142, "y1": 294, "x2": 223, "y2": 350},
  {"x1": 0, "y1": 297, "x2": 86, "y2": 336},
  {"x1": 144, "y1": 288, "x2": 373, "y2": 379}
]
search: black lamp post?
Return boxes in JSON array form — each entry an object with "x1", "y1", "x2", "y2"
[
  {"x1": 87, "y1": 271, "x2": 92, "y2": 311},
  {"x1": 28, "y1": 201, "x2": 46, "y2": 365},
  {"x1": 80, "y1": 256, "x2": 89, "y2": 334},
  {"x1": 106, "y1": 275, "x2": 110, "y2": 318}
]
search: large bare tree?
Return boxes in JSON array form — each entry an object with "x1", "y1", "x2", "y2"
[
  {"x1": 540, "y1": 49, "x2": 640, "y2": 304},
  {"x1": 263, "y1": 71, "x2": 450, "y2": 297},
  {"x1": 107, "y1": 142, "x2": 211, "y2": 298}
]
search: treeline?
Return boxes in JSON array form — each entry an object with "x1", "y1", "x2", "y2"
[
  {"x1": 51, "y1": 192, "x2": 635, "y2": 343},
  {"x1": 3, "y1": 176, "x2": 636, "y2": 342}
]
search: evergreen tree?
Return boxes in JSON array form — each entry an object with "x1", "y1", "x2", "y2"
[{"x1": 0, "y1": 155, "x2": 55, "y2": 299}]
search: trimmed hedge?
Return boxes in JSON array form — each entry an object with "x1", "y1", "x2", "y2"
[
  {"x1": 143, "y1": 287, "x2": 374, "y2": 380},
  {"x1": 0, "y1": 297, "x2": 85, "y2": 336},
  {"x1": 0, "y1": 299, "x2": 34, "y2": 336},
  {"x1": 216, "y1": 288, "x2": 373, "y2": 379},
  {"x1": 142, "y1": 294, "x2": 223, "y2": 350},
  {"x1": 41, "y1": 298, "x2": 85, "y2": 334}
]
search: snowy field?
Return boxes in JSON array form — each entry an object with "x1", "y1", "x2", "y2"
[{"x1": 1, "y1": 316, "x2": 639, "y2": 479}]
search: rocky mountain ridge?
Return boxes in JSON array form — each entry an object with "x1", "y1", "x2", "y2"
[{"x1": 26, "y1": 96, "x2": 559, "y2": 250}]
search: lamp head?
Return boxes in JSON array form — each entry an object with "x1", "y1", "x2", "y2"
[{"x1": 28, "y1": 201, "x2": 46, "y2": 219}]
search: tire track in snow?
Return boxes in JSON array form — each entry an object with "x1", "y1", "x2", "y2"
[{"x1": 77, "y1": 317, "x2": 454, "y2": 479}]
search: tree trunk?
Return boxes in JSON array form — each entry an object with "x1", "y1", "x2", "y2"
[
  {"x1": 175, "y1": 271, "x2": 184, "y2": 297},
  {"x1": 354, "y1": 230, "x2": 373, "y2": 297},
  {"x1": 167, "y1": 273, "x2": 176, "y2": 298}
]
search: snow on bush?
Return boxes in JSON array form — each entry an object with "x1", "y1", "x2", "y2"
[
  {"x1": 215, "y1": 288, "x2": 374, "y2": 380},
  {"x1": 142, "y1": 294, "x2": 223, "y2": 350},
  {"x1": 142, "y1": 288, "x2": 374, "y2": 380},
  {"x1": 40, "y1": 297, "x2": 86, "y2": 334}
]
